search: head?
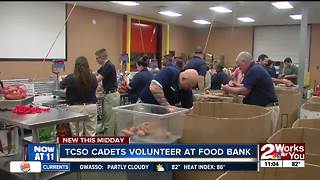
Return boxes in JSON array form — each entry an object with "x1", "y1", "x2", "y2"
[
  {"x1": 175, "y1": 58, "x2": 184, "y2": 69},
  {"x1": 284, "y1": 57, "x2": 292, "y2": 68},
  {"x1": 194, "y1": 46, "x2": 204, "y2": 58},
  {"x1": 179, "y1": 69, "x2": 199, "y2": 90},
  {"x1": 235, "y1": 52, "x2": 253, "y2": 73},
  {"x1": 258, "y1": 54, "x2": 269, "y2": 66},
  {"x1": 74, "y1": 56, "x2": 92, "y2": 99},
  {"x1": 162, "y1": 54, "x2": 173, "y2": 67},
  {"x1": 267, "y1": 59, "x2": 274, "y2": 67},
  {"x1": 136, "y1": 55, "x2": 149, "y2": 71},
  {"x1": 214, "y1": 64, "x2": 224, "y2": 73},
  {"x1": 95, "y1": 48, "x2": 108, "y2": 65}
]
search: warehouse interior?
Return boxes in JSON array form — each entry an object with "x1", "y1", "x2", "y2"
[{"x1": 1, "y1": 1, "x2": 320, "y2": 180}]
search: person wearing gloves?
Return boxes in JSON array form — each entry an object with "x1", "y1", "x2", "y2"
[
  {"x1": 59, "y1": 56, "x2": 98, "y2": 136},
  {"x1": 127, "y1": 55, "x2": 153, "y2": 103}
]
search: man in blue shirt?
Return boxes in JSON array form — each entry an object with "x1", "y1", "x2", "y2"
[
  {"x1": 139, "y1": 67, "x2": 198, "y2": 109},
  {"x1": 221, "y1": 52, "x2": 280, "y2": 133},
  {"x1": 184, "y1": 46, "x2": 208, "y2": 94},
  {"x1": 161, "y1": 54, "x2": 180, "y2": 70}
]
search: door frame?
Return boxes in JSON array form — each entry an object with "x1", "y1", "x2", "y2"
[{"x1": 126, "y1": 15, "x2": 170, "y2": 71}]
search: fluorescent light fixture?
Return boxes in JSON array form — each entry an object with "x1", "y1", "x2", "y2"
[
  {"x1": 271, "y1": 1, "x2": 293, "y2": 9},
  {"x1": 158, "y1": 11, "x2": 182, "y2": 17},
  {"x1": 193, "y1": 20, "x2": 211, "y2": 25},
  {"x1": 209, "y1": 6, "x2": 232, "y2": 13},
  {"x1": 237, "y1": 17, "x2": 255, "y2": 22},
  {"x1": 290, "y1": 14, "x2": 302, "y2": 20},
  {"x1": 111, "y1": 1, "x2": 139, "y2": 6}
]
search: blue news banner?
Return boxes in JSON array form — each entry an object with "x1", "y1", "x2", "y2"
[{"x1": 26, "y1": 144, "x2": 258, "y2": 172}]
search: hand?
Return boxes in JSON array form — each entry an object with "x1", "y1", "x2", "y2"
[
  {"x1": 221, "y1": 84, "x2": 231, "y2": 93},
  {"x1": 58, "y1": 75, "x2": 66, "y2": 82},
  {"x1": 228, "y1": 80, "x2": 235, "y2": 87},
  {"x1": 282, "y1": 79, "x2": 294, "y2": 87},
  {"x1": 166, "y1": 105, "x2": 177, "y2": 113}
]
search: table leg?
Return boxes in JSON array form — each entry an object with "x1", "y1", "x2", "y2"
[
  {"x1": 32, "y1": 128, "x2": 39, "y2": 143},
  {"x1": 20, "y1": 128, "x2": 25, "y2": 160}
]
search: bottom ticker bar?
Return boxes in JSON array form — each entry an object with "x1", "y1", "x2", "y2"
[{"x1": 66, "y1": 162, "x2": 258, "y2": 172}]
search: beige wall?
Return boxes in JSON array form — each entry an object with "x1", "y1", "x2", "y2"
[
  {"x1": 193, "y1": 27, "x2": 254, "y2": 66},
  {"x1": 169, "y1": 24, "x2": 195, "y2": 58},
  {"x1": 309, "y1": 24, "x2": 320, "y2": 87}
]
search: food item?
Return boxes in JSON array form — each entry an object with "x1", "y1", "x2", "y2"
[
  {"x1": 121, "y1": 121, "x2": 171, "y2": 140},
  {"x1": 12, "y1": 105, "x2": 50, "y2": 114},
  {"x1": 121, "y1": 129, "x2": 134, "y2": 136},
  {"x1": 1, "y1": 84, "x2": 27, "y2": 100}
]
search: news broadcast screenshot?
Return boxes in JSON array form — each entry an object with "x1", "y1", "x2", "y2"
[{"x1": 0, "y1": 1, "x2": 319, "y2": 180}]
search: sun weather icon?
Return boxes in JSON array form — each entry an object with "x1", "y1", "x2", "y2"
[{"x1": 156, "y1": 164, "x2": 165, "y2": 172}]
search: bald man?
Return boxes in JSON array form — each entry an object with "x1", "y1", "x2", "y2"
[{"x1": 139, "y1": 66, "x2": 198, "y2": 108}]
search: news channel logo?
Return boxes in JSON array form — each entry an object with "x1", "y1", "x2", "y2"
[{"x1": 260, "y1": 143, "x2": 305, "y2": 160}]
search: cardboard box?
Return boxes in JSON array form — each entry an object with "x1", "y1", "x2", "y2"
[
  {"x1": 300, "y1": 103, "x2": 320, "y2": 119},
  {"x1": 276, "y1": 89, "x2": 301, "y2": 128},
  {"x1": 217, "y1": 164, "x2": 320, "y2": 180},
  {"x1": 267, "y1": 128, "x2": 320, "y2": 155},
  {"x1": 292, "y1": 118, "x2": 320, "y2": 129},
  {"x1": 179, "y1": 102, "x2": 272, "y2": 144},
  {"x1": 306, "y1": 153, "x2": 320, "y2": 166},
  {"x1": 174, "y1": 102, "x2": 272, "y2": 180},
  {"x1": 307, "y1": 96, "x2": 320, "y2": 104}
]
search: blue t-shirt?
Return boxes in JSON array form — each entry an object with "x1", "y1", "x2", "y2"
[
  {"x1": 242, "y1": 63, "x2": 278, "y2": 107},
  {"x1": 60, "y1": 74, "x2": 98, "y2": 105},
  {"x1": 97, "y1": 60, "x2": 117, "y2": 93},
  {"x1": 139, "y1": 66, "x2": 193, "y2": 108},
  {"x1": 211, "y1": 71, "x2": 230, "y2": 90},
  {"x1": 184, "y1": 56, "x2": 208, "y2": 77},
  {"x1": 264, "y1": 66, "x2": 277, "y2": 78},
  {"x1": 128, "y1": 68, "x2": 153, "y2": 103}
]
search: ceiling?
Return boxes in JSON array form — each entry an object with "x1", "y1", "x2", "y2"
[{"x1": 68, "y1": 1, "x2": 320, "y2": 28}]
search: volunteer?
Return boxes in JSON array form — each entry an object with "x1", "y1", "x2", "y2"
[
  {"x1": 221, "y1": 52, "x2": 280, "y2": 132},
  {"x1": 127, "y1": 55, "x2": 153, "y2": 103},
  {"x1": 229, "y1": 67, "x2": 243, "y2": 87},
  {"x1": 161, "y1": 54, "x2": 180, "y2": 70},
  {"x1": 139, "y1": 67, "x2": 199, "y2": 109},
  {"x1": 95, "y1": 48, "x2": 120, "y2": 136},
  {"x1": 279, "y1": 57, "x2": 298, "y2": 85},
  {"x1": 210, "y1": 64, "x2": 230, "y2": 90},
  {"x1": 59, "y1": 56, "x2": 98, "y2": 136},
  {"x1": 184, "y1": 46, "x2": 208, "y2": 94},
  {"x1": 258, "y1": 54, "x2": 277, "y2": 78}
]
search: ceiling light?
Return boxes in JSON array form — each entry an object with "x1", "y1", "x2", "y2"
[
  {"x1": 290, "y1": 14, "x2": 302, "y2": 20},
  {"x1": 158, "y1": 11, "x2": 182, "y2": 17},
  {"x1": 209, "y1": 6, "x2": 232, "y2": 13},
  {"x1": 111, "y1": 1, "x2": 139, "y2": 6},
  {"x1": 237, "y1": 17, "x2": 255, "y2": 23},
  {"x1": 193, "y1": 20, "x2": 211, "y2": 25},
  {"x1": 271, "y1": 1, "x2": 293, "y2": 9}
]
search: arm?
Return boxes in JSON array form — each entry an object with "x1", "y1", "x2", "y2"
[
  {"x1": 198, "y1": 75, "x2": 205, "y2": 94},
  {"x1": 149, "y1": 80, "x2": 170, "y2": 106},
  {"x1": 284, "y1": 74, "x2": 297, "y2": 79},
  {"x1": 221, "y1": 85, "x2": 251, "y2": 96}
]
